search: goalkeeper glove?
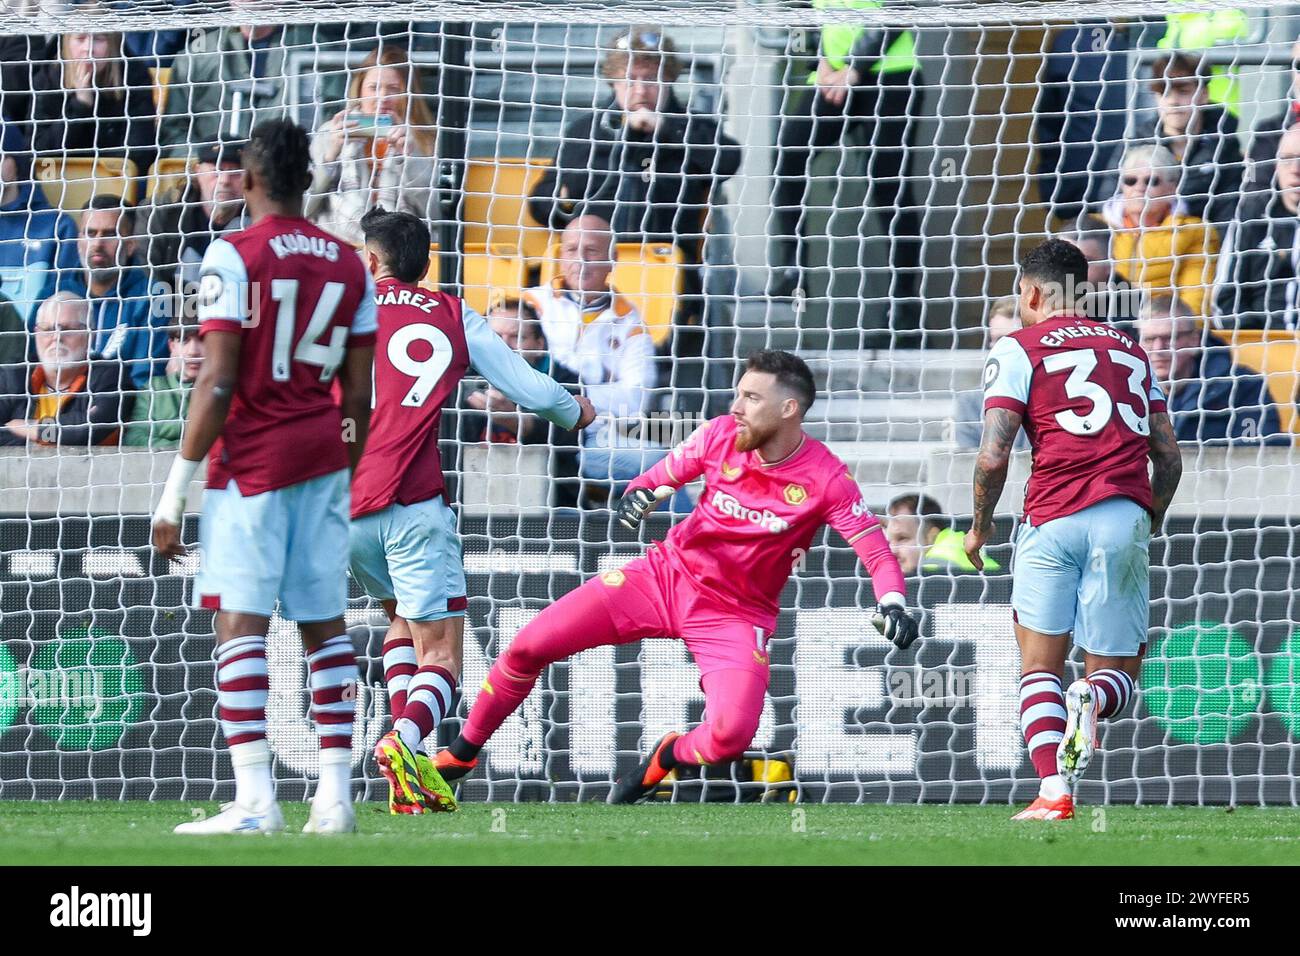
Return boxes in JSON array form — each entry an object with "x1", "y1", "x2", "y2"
[
  {"x1": 873, "y1": 603, "x2": 920, "y2": 650},
  {"x1": 616, "y1": 486, "x2": 675, "y2": 530}
]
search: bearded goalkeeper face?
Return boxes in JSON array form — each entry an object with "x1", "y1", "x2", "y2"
[{"x1": 730, "y1": 370, "x2": 803, "y2": 453}]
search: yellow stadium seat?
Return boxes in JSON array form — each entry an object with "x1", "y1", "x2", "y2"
[
  {"x1": 419, "y1": 243, "x2": 441, "y2": 291},
  {"x1": 1222, "y1": 330, "x2": 1300, "y2": 435},
  {"x1": 35, "y1": 155, "x2": 138, "y2": 210},
  {"x1": 146, "y1": 157, "x2": 192, "y2": 202},
  {"x1": 613, "y1": 243, "x2": 683, "y2": 347},
  {"x1": 539, "y1": 241, "x2": 683, "y2": 347},
  {"x1": 462, "y1": 242, "x2": 526, "y2": 316},
  {"x1": 463, "y1": 157, "x2": 552, "y2": 263},
  {"x1": 148, "y1": 66, "x2": 173, "y2": 116}
]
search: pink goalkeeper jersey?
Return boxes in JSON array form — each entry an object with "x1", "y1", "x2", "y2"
[{"x1": 625, "y1": 415, "x2": 905, "y2": 631}]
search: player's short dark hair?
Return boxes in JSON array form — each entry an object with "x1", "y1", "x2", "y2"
[
  {"x1": 745, "y1": 349, "x2": 816, "y2": 414},
  {"x1": 360, "y1": 206, "x2": 431, "y2": 284},
  {"x1": 1019, "y1": 238, "x2": 1090, "y2": 305},
  {"x1": 80, "y1": 193, "x2": 135, "y2": 233},
  {"x1": 244, "y1": 118, "x2": 313, "y2": 203},
  {"x1": 887, "y1": 492, "x2": 949, "y2": 534}
]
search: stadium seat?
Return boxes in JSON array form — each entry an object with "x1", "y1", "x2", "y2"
[
  {"x1": 145, "y1": 157, "x2": 192, "y2": 202},
  {"x1": 1221, "y1": 330, "x2": 1300, "y2": 435},
  {"x1": 34, "y1": 155, "x2": 138, "y2": 209},
  {"x1": 540, "y1": 241, "x2": 683, "y2": 347},
  {"x1": 463, "y1": 157, "x2": 552, "y2": 264},
  {"x1": 613, "y1": 243, "x2": 683, "y2": 348},
  {"x1": 462, "y1": 242, "x2": 526, "y2": 315},
  {"x1": 419, "y1": 242, "x2": 441, "y2": 290},
  {"x1": 148, "y1": 66, "x2": 173, "y2": 115}
]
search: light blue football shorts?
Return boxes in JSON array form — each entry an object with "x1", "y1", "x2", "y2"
[
  {"x1": 1011, "y1": 496, "x2": 1151, "y2": 657},
  {"x1": 193, "y1": 468, "x2": 350, "y2": 622},
  {"x1": 349, "y1": 496, "x2": 467, "y2": 621}
]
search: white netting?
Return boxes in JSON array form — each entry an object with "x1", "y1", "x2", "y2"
[{"x1": 0, "y1": 1, "x2": 1297, "y2": 805}]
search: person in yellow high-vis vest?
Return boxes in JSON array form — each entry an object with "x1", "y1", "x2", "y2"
[
  {"x1": 768, "y1": 0, "x2": 923, "y2": 330},
  {"x1": 1157, "y1": 7, "x2": 1250, "y2": 117}
]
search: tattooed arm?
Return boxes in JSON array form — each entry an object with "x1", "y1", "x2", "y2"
[
  {"x1": 1147, "y1": 411, "x2": 1183, "y2": 531},
  {"x1": 963, "y1": 406, "x2": 1023, "y2": 571}
]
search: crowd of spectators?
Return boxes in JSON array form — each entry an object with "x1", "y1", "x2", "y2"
[{"x1": 0, "y1": 10, "x2": 1298, "y2": 471}]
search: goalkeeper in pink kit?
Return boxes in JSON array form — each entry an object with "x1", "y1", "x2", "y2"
[{"x1": 436, "y1": 350, "x2": 918, "y2": 801}]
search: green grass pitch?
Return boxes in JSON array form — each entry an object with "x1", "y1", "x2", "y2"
[{"x1": 2, "y1": 801, "x2": 1297, "y2": 865}]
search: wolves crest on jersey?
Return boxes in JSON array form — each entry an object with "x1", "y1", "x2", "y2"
[{"x1": 637, "y1": 415, "x2": 886, "y2": 631}]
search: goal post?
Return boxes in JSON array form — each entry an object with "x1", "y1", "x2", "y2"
[{"x1": 0, "y1": 1, "x2": 1296, "y2": 805}]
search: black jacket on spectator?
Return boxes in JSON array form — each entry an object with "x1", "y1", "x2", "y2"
[
  {"x1": 1213, "y1": 188, "x2": 1300, "y2": 331},
  {"x1": 1245, "y1": 102, "x2": 1297, "y2": 193},
  {"x1": 29, "y1": 58, "x2": 158, "y2": 174},
  {"x1": 0, "y1": 292, "x2": 25, "y2": 367},
  {"x1": 0, "y1": 358, "x2": 131, "y2": 447},
  {"x1": 143, "y1": 178, "x2": 247, "y2": 293},
  {"x1": 1148, "y1": 106, "x2": 1243, "y2": 230},
  {"x1": 1168, "y1": 344, "x2": 1286, "y2": 445},
  {"x1": 528, "y1": 92, "x2": 741, "y2": 265},
  {"x1": 0, "y1": 35, "x2": 55, "y2": 125},
  {"x1": 1031, "y1": 23, "x2": 1131, "y2": 224},
  {"x1": 1163, "y1": 106, "x2": 1244, "y2": 230}
]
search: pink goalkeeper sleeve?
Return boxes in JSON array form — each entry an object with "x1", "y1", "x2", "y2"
[
  {"x1": 625, "y1": 418, "x2": 716, "y2": 495},
  {"x1": 850, "y1": 526, "x2": 907, "y2": 606},
  {"x1": 821, "y1": 470, "x2": 907, "y2": 606}
]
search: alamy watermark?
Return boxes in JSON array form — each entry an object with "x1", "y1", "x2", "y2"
[{"x1": 0, "y1": 668, "x2": 108, "y2": 719}]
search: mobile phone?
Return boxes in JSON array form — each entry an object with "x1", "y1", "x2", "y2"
[{"x1": 349, "y1": 113, "x2": 394, "y2": 134}]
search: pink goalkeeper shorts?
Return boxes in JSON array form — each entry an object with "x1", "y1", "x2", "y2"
[{"x1": 593, "y1": 546, "x2": 773, "y2": 681}]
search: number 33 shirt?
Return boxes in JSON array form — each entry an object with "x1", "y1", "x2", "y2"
[
  {"x1": 982, "y1": 313, "x2": 1167, "y2": 524},
  {"x1": 349, "y1": 277, "x2": 581, "y2": 519},
  {"x1": 197, "y1": 216, "x2": 377, "y2": 496}
]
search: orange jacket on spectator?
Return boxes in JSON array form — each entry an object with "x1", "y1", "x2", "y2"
[{"x1": 1104, "y1": 207, "x2": 1220, "y2": 316}]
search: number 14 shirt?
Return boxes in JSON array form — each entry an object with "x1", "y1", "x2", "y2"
[
  {"x1": 196, "y1": 215, "x2": 377, "y2": 496},
  {"x1": 983, "y1": 313, "x2": 1166, "y2": 525}
]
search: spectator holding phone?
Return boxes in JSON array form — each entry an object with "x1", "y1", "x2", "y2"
[{"x1": 306, "y1": 45, "x2": 436, "y2": 246}]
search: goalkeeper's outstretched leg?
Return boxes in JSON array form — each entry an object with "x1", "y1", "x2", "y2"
[{"x1": 438, "y1": 571, "x2": 655, "y2": 778}]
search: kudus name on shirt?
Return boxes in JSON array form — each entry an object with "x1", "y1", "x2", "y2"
[
  {"x1": 710, "y1": 490, "x2": 790, "y2": 533},
  {"x1": 49, "y1": 885, "x2": 151, "y2": 936},
  {"x1": 268, "y1": 232, "x2": 341, "y2": 263}
]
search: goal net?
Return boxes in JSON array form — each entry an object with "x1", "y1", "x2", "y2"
[{"x1": 0, "y1": 0, "x2": 1295, "y2": 806}]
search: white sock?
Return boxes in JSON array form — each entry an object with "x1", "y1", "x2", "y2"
[
  {"x1": 1040, "y1": 773, "x2": 1069, "y2": 801},
  {"x1": 230, "y1": 739, "x2": 275, "y2": 810},
  {"x1": 315, "y1": 748, "x2": 352, "y2": 806}
]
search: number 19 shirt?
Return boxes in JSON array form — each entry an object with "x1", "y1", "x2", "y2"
[{"x1": 982, "y1": 313, "x2": 1166, "y2": 525}]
